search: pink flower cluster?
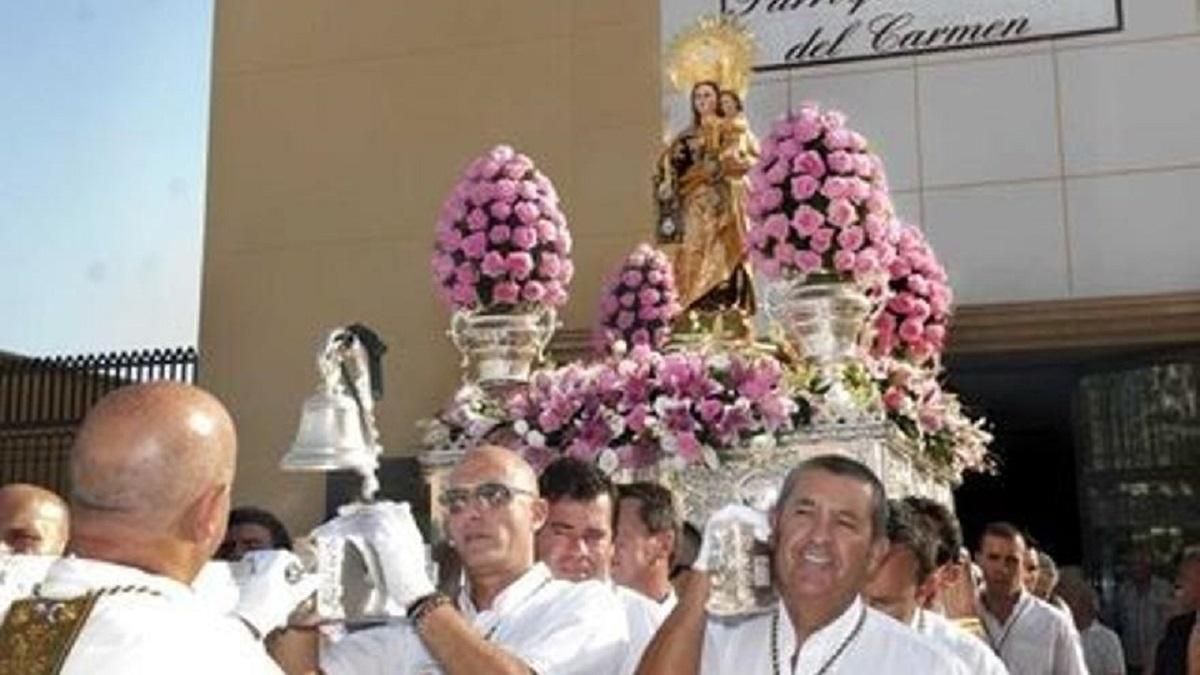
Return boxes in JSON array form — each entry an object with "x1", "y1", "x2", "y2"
[
  {"x1": 506, "y1": 345, "x2": 798, "y2": 472},
  {"x1": 431, "y1": 145, "x2": 574, "y2": 311},
  {"x1": 876, "y1": 359, "x2": 990, "y2": 473},
  {"x1": 872, "y1": 223, "x2": 953, "y2": 365},
  {"x1": 596, "y1": 244, "x2": 682, "y2": 353},
  {"x1": 745, "y1": 104, "x2": 899, "y2": 288}
]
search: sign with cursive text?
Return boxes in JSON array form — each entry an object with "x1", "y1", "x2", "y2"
[{"x1": 719, "y1": 0, "x2": 1123, "y2": 71}]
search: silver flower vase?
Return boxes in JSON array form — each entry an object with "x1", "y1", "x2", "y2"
[
  {"x1": 763, "y1": 278, "x2": 884, "y2": 432},
  {"x1": 449, "y1": 306, "x2": 557, "y2": 390}
]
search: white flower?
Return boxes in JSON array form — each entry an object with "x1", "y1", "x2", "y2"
[
  {"x1": 750, "y1": 434, "x2": 777, "y2": 454},
  {"x1": 513, "y1": 419, "x2": 529, "y2": 435},
  {"x1": 707, "y1": 352, "x2": 731, "y2": 371},
  {"x1": 598, "y1": 449, "x2": 620, "y2": 475},
  {"x1": 660, "y1": 434, "x2": 679, "y2": 455},
  {"x1": 526, "y1": 430, "x2": 546, "y2": 448}
]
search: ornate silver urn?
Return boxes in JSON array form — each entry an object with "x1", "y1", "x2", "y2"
[
  {"x1": 448, "y1": 306, "x2": 557, "y2": 390},
  {"x1": 763, "y1": 278, "x2": 884, "y2": 432}
]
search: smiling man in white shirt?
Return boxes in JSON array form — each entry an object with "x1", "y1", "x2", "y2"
[
  {"x1": 865, "y1": 499, "x2": 1008, "y2": 674},
  {"x1": 637, "y1": 453, "x2": 965, "y2": 675},
  {"x1": 279, "y1": 445, "x2": 628, "y2": 675},
  {"x1": 976, "y1": 521, "x2": 1088, "y2": 675}
]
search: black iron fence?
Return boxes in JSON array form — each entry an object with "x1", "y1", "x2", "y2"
[{"x1": 0, "y1": 347, "x2": 199, "y2": 494}]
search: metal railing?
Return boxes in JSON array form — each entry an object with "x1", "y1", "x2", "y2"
[{"x1": 0, "y1": 347, "x2": 199, "y2": 492}]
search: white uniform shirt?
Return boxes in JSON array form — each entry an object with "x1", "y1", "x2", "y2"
[
  {"x1": 656, "y1": 588, "x2": 678, "y2": 620},
  {"x1": 615, "y1": 584, "x2": 668, "y2": 675},
  {"x1": 0, "y1": 554, "x2": 55, "y2": 614},
  {"x1": 701, "y1": 595, "x2": 968, "y2": 674},
  {"x1": 913, "y1": 608, "x2": 1009, "y2": 675},
  {"x1": 1080, "y1": 620, "x2": 1127, "y2": 675},
  {"x1": 980, "y1": 591, "x2": 1088, "y2": 675},
  {"x1": 0, "y1": 557, "x2": 281, "y2": 675},
  {"x1": 322, "y1": 562, "x2": 628, "y2": 675}
]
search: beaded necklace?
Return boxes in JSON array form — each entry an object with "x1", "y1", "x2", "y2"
[{"x1": 770, "y1": 603, "x2": 867, "y2": 675}]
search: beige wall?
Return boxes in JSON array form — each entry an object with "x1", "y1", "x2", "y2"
[{"x1": 201, "y1": 1, "x2": 661, "y2": 533}]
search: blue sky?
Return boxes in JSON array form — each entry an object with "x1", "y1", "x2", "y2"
[{"x1": 0, "y1": 1, "x2": 214, "y2": 356}]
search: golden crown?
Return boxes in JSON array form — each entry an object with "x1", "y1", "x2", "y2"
[{"x1": 665, "y1": 14, "x2": 756, "y2": 99}]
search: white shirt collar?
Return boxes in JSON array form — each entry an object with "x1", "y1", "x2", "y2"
[
  {"x1": 38, "y1": 556, "x2": 195, "y2": 602},
  {"x1": 458, "y1": 562, "x2": 552, "y2": 620},
  {"x1": 979, "y1": 589, "x2": 1032, "y2": 631},
  {"x1": 777, "y1": 595, "x2": 868, "y2": 671}
]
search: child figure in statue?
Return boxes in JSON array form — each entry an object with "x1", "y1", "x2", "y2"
[{"x1": 654, "y1": 82, "x2": 758, "y2": 337}]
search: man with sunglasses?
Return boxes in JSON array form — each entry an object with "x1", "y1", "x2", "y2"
[
  {"x1": 299, "y1": 444, "x2": 628, "y2": 675},
  {"x1": 534, "y1": 458, "x2": 672, "y2": 675}
]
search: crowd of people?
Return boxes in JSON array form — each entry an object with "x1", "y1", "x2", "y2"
[{"x1": 0, "y1": 381, "x2": 1198, "y2": 674}]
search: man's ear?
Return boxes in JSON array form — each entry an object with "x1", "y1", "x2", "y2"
[
  {"x1": 529, "y1": 497, "x2": 548, "y2": 533},
  {"x1": 865, "y1": 537, "x2": 889, "y2": 577},
  {"x1": 182, "y1": 482, "x2": 229, "y2": 552},
  {"x1": 656, "y1": 529, "x2": 677, "y2": 564}
]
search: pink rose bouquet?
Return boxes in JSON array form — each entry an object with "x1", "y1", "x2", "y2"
[
  {"x1": 431, "y1": 145, "x2": 574, "y2": 311},
  {"x1": 596, "y1": 244, "x2": 682, "y2": 354},
  {"x1": 872, "y1": 223, "x2": 953, "y2": 365},
  {"x1": 746, "y1": 103, "x2": 899, "y2": 289}
]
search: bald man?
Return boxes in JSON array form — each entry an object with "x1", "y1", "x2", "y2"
[
  {"x1": 0, "y1": 483, "x2": 69, "y2": 556},
  {"x1": 0, "y1": 382, "x2": 307, "y2": 674},
  {"x1": 279, "y1": 444, "x2": 628, "y2": 675}
]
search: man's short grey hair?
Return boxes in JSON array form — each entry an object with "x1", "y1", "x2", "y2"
[{"x1": 776, "y1": 454, "x2": 888, "y2": 540}]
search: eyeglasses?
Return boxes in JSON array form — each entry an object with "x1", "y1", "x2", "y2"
[{"x1": 438, "y1": 482, "x2": 537, "y2": 514}]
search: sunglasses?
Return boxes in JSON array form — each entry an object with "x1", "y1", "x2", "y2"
[{"x1": 438, "y1": 482, "x2": 537, "y2": 514}]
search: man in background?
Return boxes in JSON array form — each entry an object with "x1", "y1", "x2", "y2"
[
  {"x1": 976, "y1": 522, "x2": 1087, "y2": 674},
  {"x1": 1152, "y1": 547, "x2": 1200, "y2": 675},
  {"x1": 612, "y1": 482, "x2": 678, "y2": 614},
  {"x1": 536, "y1": 458, "x2": 664, "y2": 675},
  {"x1": 1058, "y1": 568, "x2": 1126, "y2": 675},
  {"x1": 1116, "y1": 547, "x2": 1174, "y2": 674},
  {"x1": 865, "y1": 499, "x2": 1008, "y2": 674},
  {"x1": 217, "y1": 506, "x2": 293, "y2": 561},
  {"x1": 0, "y1": 482, "x2": 69, "y2": 556}
]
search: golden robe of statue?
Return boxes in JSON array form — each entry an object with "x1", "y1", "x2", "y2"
[{"x1": 655, "y1": 83, "x2": 759, "y2": 316}]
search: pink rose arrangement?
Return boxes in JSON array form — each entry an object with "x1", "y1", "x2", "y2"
[
  {"x1": 746, "y1": 103, "x2": 899, "y2": 288},
  {"x1": 505, "y1": 345, "x2": 799, "y2": 474},
  {"x1": 873, "y1": 223, "x2": 953, "y2": 365},
  {"x1": 596, "y1": 244, "x2": 682, "y2": 354},
  {"x1": 431, "y1": 145, "x2": 574, "y2": 311}
]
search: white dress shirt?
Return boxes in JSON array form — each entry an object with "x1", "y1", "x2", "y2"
[
  {"x1": 913, "y1": 608, "x2": 1009, "y2": 675},
  {"x1": 0, "y1": 557, "x2": 281, "y2": 675},
  {"x1": 615, "y1": 584, "x2": 669, "y2": 675},
  {"x1": 322, "y1": 562, "x2": 628, "y2": 675},
  {"x1": 980, "y1": 591, "x2": 1088, "y2": 675},
  {"x1": 0, "y1": 553, "x2": 55, "y2": 614},
  {"x1": 701, "y1": 595, "x2": 967, "y2": 674},
  {"x1": 1080, "y1": 620, "x2": 1127, "y2": 675}
]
